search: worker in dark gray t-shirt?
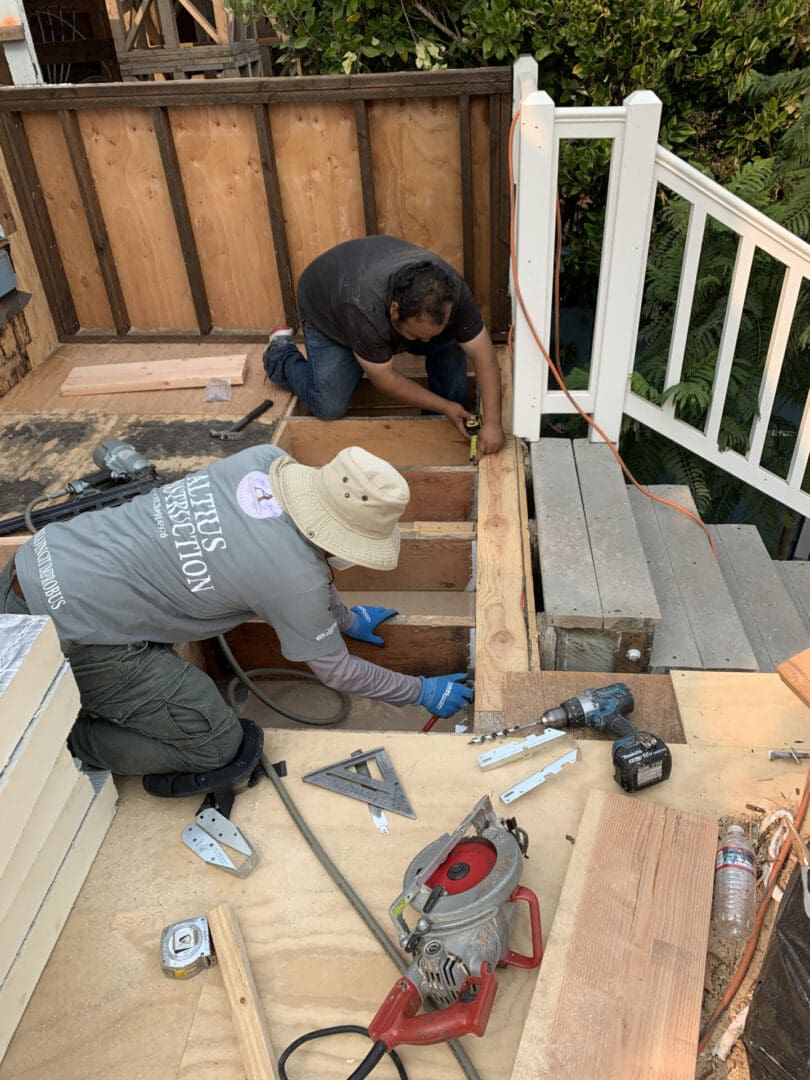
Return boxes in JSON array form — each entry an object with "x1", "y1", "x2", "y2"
[
  {"x1": 0, "y1": 445, "x2": 472, "y2": 789},
  {"x1": 263, "y1": 236, "x2": 504, "y2": 461}
]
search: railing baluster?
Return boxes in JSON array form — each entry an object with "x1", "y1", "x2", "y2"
[
  {"x1": 662, "y1": 203, "x2": 705, "y2": 417},
  {"x1": 746, "y1": 265, "x2": 802, "y2": 468},
  {"x1": 787, "y1": 397, "x2": 810, "y2": 492},
  {"x1": 704, "y1": 235, "x2": 754, "y2": 444}
]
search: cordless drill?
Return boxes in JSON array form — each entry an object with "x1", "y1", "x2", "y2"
[{"x1": 541, "y1": 683, "x2": 672, "y2": 792}]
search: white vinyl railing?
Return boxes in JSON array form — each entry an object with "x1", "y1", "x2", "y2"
[{"x1": 510, "y1": 58, "x2": 810, "y2": 519}]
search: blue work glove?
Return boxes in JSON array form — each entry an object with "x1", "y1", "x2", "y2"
[
  {"x1": 415, "y1": 674, "x2": 474, "y2": 718},
  {"x1": 345, "y1": 604, "x2": 398, "y2": 647}
]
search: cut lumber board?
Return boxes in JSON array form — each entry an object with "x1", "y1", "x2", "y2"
[
  {"x1": 0, "y1": 771, "x2": 117, "y2": 1064},
  {"x1": 60, "y1": 355, "x2": 248, "y2": 397},
  {"x1": 333, "y1": 534, "x2": 474, "y2": 591},
  {"x1": 0, "y1": 614, "x2": 64, "y2": 770},
  {"x1": 0, "y1": 538, "x2": 25, "y2": 569},
  {"x1": 475, "y1": 438, "x2": 532, "y2": 719},
  {"x1": 629, "y1": 486, "x2": 757, "y2": 672},
  {"x1": 510, "y1": 788, "x2": 716, "y2": 1080},
  {"x1": 273, "y1": 416, "x2": 472, "y2": 466},
  {"x1": 572, "y1": 440, "x2": 661, "y2": 630},
  {"x1": 778, "y1": 647, "x2": 810, "y2": 709},
  {"x1": 710, "y1": 524, "x2": 808, "y2": 671},
  {"x1": 0, "y1": 664, "x2": 81, "y2": 881},
  {"x1": 775, "y1": 559, "x2": 810, "y2": 634},
  {"x1": 531, "y1": 438, "x2": 602, "y2": 628},
  {"x1": 0, "y1": 770, "x2": 94, "y2": 984},
  {"x1": 672, "y1": 670, "x2": 810, "y2": 749}
]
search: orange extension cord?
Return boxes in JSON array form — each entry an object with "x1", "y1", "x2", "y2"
[
  {"x1": 697, "y1": 767, "x2": 810, "y2": 1053},
  {"x1": 506, "y1": 108, "x2": 717, "y2": 555}
]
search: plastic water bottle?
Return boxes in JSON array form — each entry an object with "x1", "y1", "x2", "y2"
[{"x1": 712, "y1": 824, "x2": 756, "y2": 942}]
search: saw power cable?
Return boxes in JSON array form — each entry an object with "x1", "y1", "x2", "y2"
[{"x1": 507, "y1": 107, "x2": 717, "y2": 555}]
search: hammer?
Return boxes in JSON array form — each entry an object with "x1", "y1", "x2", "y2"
[{"x1": 209, "y1": 399, "x2": 273, "y2": 441}]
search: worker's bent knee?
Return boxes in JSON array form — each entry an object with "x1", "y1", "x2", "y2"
[{"x1": 306, "y1": 399, "x2": 349, "y2": 421}]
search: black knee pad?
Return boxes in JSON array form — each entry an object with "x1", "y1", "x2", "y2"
[{"x1": 142, "y1": 719, "x2": 264, "y2": 803}]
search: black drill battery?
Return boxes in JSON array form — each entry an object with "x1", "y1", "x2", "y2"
[{"x1": 612, "y1": 731, "x2": 672, "y2": 792}]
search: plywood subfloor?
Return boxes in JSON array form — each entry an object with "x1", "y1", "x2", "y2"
[{"x1": 1, "y1": 719, "x2": 806, "y2": 1080}]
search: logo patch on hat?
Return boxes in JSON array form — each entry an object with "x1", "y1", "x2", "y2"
[{"x1": 237, "y1": 471, "x2": 283, "y2": 519}]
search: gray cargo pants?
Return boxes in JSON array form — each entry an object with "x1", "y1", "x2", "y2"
[{"x1": 1, "y1": 560, "x2": 242, "y2": 775}]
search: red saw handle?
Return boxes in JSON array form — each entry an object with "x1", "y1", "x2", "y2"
[
  {"x1": 501, "y1": 885, "x2": 543, "y2": 969},
  {"x1": 368, "y1": 965, "x2": 497, "y2": 1050}
]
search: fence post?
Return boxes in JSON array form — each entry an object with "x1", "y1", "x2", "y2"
[
  {"x1": 511, "y1": 80, "x2": 556, "y2": 442},
  {"x1": 589, "y1": 90, "x2": 661, "y2": 443}
]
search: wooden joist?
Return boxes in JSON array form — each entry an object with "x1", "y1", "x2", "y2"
[
  {"x1": 510, "y1": 789, "x2": 716, "y2": 1080},
  {"x1": 60, "y1": 354, "x2": 248, "y2": 397},
  {"x1": 273, "y1": 416, "x2": 471, "y2": 467}
]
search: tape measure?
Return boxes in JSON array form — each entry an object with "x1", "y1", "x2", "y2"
[
  {"x1": 465, "y1": 413, "x2": 482, "y2": 461},
  {"x1": 160, "y1": 916, "x2": 216, "y2": 979}
]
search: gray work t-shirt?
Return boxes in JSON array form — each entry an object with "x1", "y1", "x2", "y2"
[
  {"x1": 297, "y1": 235, "x2": 484, "y2": 362},
  {"x1": 15, "y1": 445, "x2": 341, "y2": 661}
]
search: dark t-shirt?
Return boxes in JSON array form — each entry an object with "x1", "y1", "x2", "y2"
[{"x1": 297, "y1": 236, "x2": 484, "y2": 363}]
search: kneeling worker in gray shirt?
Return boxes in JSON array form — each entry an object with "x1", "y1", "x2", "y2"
[{"x1": 0, "y1": 444, "x2": 472, "y2": 795}]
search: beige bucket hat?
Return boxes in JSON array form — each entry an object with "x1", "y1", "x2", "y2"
[{"x1": 268, "y1": 446, "x2": 410, "y2": 571}]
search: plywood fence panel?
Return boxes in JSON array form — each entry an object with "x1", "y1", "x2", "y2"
[
  {"x1": 77, "y1": 108, "x2": 196, "y2": 330},
  {"x1": 0, "y1": 144, "x2": 57, "y2": 366},
  {"x1": 470, "y1": 94, "x2": 492, "y2": 325},
  {"x1": 169, "y1": 105, "x2": 283, "y2": 330},
  {"x1": 23, "y1": 113, "x2": 114, "y2": 332},
  {"x1": 270, "y1": 101, "x2": 366, "y2": 285},
  {"x1": 369, "y1": 97, "x2": 464, "y2": 271}
]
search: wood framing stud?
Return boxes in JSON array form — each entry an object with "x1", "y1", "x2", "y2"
[
  {"x1": 253, "y1": 103, "x2": 296, "y2": 328},
  {"x1": 459, "y1": 93, "x2": 474, "y2": 286},
  {"x1": 354, "y1": 98, "x2": 378, "y2": 236},
  {"x1": 59, "y1": 110, "x2": 130, "y2": 337}
]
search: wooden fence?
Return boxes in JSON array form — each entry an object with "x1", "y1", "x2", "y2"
[{"x1": 0, "y1": 68, "x2": 512, "y2": 344}]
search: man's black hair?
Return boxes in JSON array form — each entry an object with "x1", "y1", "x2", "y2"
[{"x1": 390, "y1": 261, "x2": 454, "y2": 323}]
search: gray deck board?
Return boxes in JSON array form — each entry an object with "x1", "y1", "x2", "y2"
[
  {"x1": 775, "y1": 560, "x2": 810, "y2": 636},
  {"x1": 572, "y1": 440, "x2": 661, "y2": 630},
  {"x1": 630, "y1": 487, "x2": 757, "y2": 672},
  {"x1": 710, "y1": 524, "x2": 808, "y2": 671},
  {"x1": 531, "y1": 439, "x2": 602, "y2": 627}
]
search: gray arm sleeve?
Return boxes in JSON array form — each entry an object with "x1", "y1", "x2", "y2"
[
  {"x1": 328, "y1": 582, "x2": 356, "y2": 633},
  {"x1": 307, "y1": 643, "x2": 422, "y2": 706}
]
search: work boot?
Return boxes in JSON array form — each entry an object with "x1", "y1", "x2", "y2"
[
  {"x1": 142, "y1": 719, "x2": 264, "y2": 816},
  {"x1": 263, "y1": 326, "x2": 294, "y2": 386}
]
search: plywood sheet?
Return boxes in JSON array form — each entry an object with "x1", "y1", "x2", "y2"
[
  {"x1": 369, "y1": 97, "x2": 463, "y2": 271},
  {"x1": 4, "y1": 730, "x2": 805, "y2": 1080},
  {"x1": 78, "y1": 108, "x2": 196, "y2": 330},
  {"x1": 23, "y1": 113, "x2": 114, "y2": 331},
  {"x1": 270, "y1": 101, "x2": 365, "y2": 284},
  {"x1": 170, "y1": 105, "x2": 283, "y2": 329},
  {"x1": 510, "y1": 789, "x2": 716, "y2": 1080},
  {"x1": 672, "y1": 669, "x2": 810, "y2": 748},
  {"x1": 61, "y1": 354, "x2": 247, "y2": 396}
]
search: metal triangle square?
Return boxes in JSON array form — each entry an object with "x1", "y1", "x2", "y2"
[{"x1": 302, "y1": 747, "x2": 416, "y2": 818}]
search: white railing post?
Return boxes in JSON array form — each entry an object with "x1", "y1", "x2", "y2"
[
  {"x1": 511, "y1": 83, "x2": 556, "y2": 442},
  {"x1": 0, "y1": 0, "x2": 43, "y2": 84},
  {"x1": 589, "y1": 90, "x2": 661, "y2": 443}
]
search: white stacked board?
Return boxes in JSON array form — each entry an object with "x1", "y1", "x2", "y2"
[{"x1": 0, "y1": 614, "x2": 118, "y2": 1062}]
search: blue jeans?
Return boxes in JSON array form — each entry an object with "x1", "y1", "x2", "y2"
[{"x1": 263, "y1": 324, "x2": 468, "y2": 419}]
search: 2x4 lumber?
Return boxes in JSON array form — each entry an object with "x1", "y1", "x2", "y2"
[
  {"x1": 253, "y1": 103, "x2": 296, "y2": 328},
  {"x1": 628, "y1": 485, "x2": 757, "y2": 671},
  {"x1": 221, "y1": 616, "x2": 472, "y2": 678},
  {"x1": 151, "y1": 106, "x2": 212, "y2": 335},
  {"x1": 353, "y1": 99, "x2": 378, "y2": 235},
  {"x1": 273, "y1": 417, "x2": 471, "y2": 466},
  {"x1": 777, "y1": 647, "x2": 810, "y2": 709},
  {"x1": 0, "y1": 24, "x2": 25, "y2": 42},
  {"x1": 510, "y1": 789, "x2": 716, "y2": 1080},
  {"x1": 709, "y1": 524, "x2": 808, "y2": 671},
  {"x1": 573, "y1": 439, "x2": 661, "y2": 629},
  {"x1": 459, "y1": 93, "x2": 474, "y2": 285},
  {"x1": 532, "y1": 438, "x2": 602, "y2": 629},
  {"x1": 0, "y1": 112, "x2": 78, "y2": 337},
  {"x1": 207, "y1": 903, "x2": 276, "y2": 1080},
  {"x1": 59, "y1": 109, "x2": 130, "y2": 337},
  {"x1": 489, "y1": 91, "x2": 512, "y2": 333},
  {"x1": 474, "y1": 437, "x2": 531, "y2": 718},
  {"x1": 60, "y1": 353, "x2": 247, "y2": 396}
]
